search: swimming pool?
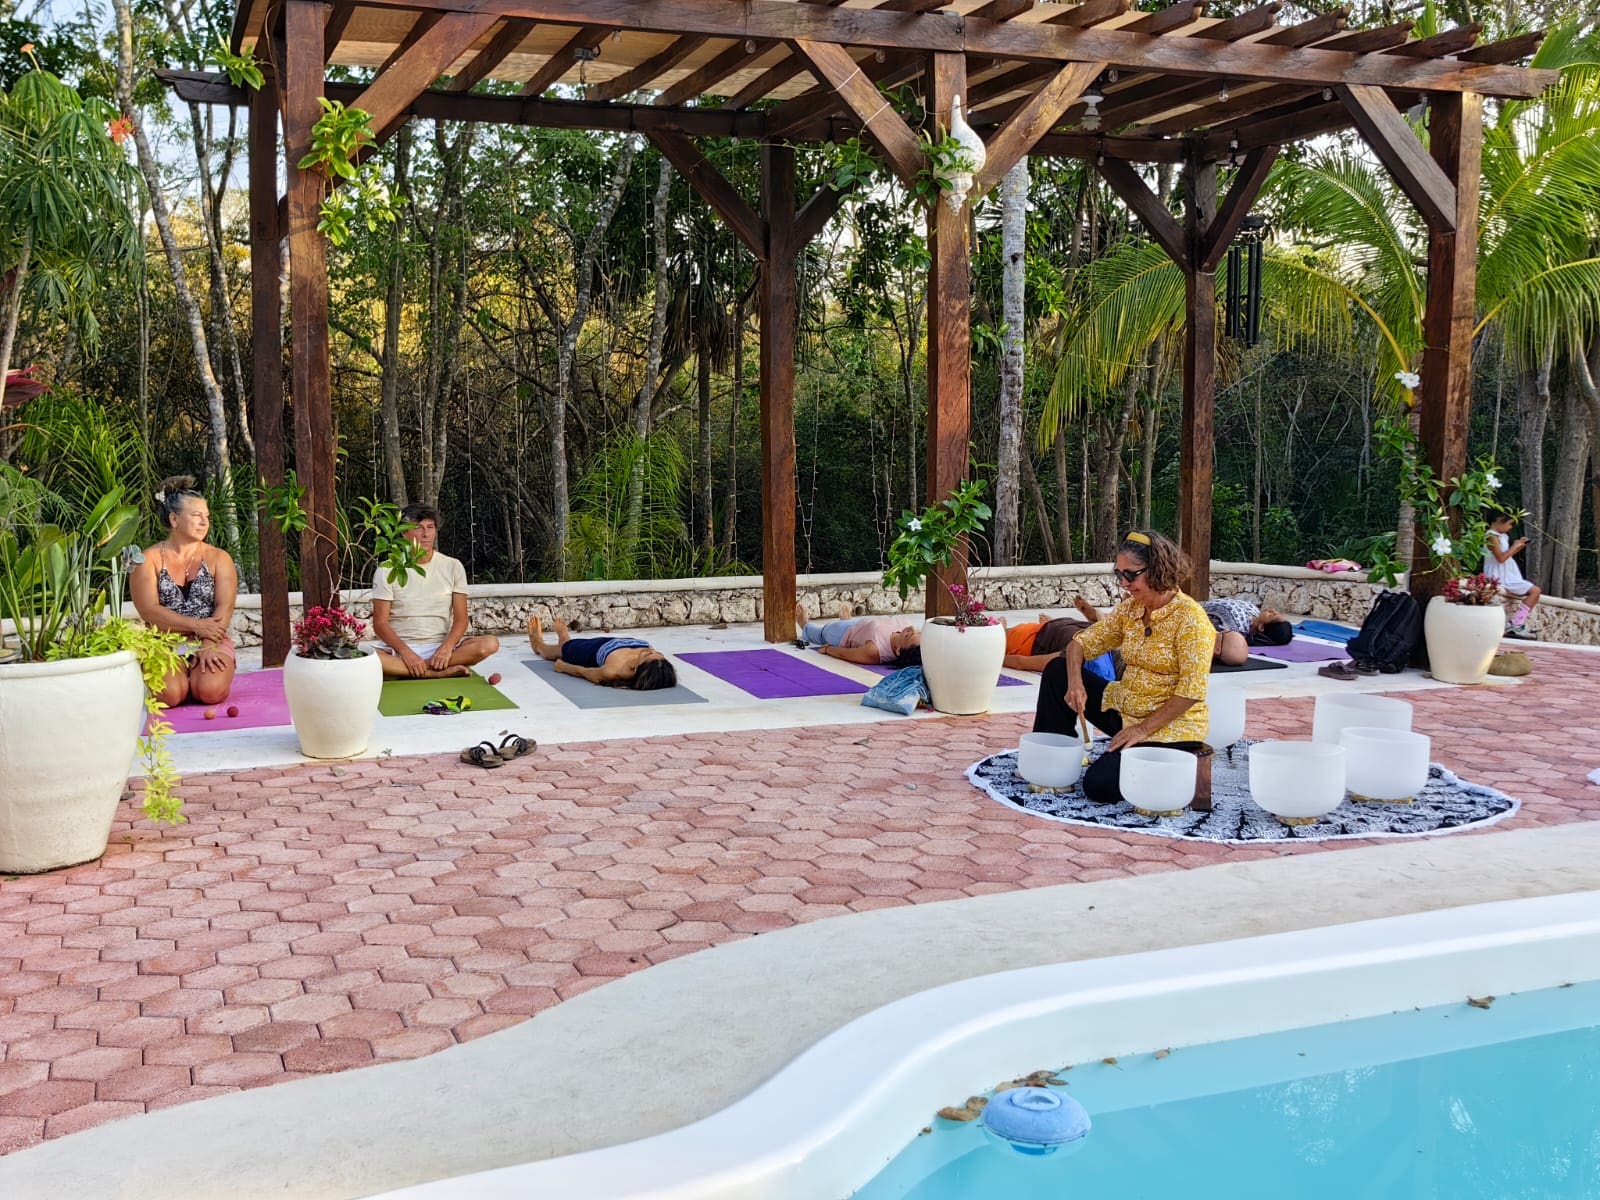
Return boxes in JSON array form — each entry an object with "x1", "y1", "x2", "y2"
[
  {"x1": 854, "y1": 979, "x2": 1600, "y2": 1198},
  {"x1": 372, "y1": 892, "x2": 1600, "y2": 1200}
]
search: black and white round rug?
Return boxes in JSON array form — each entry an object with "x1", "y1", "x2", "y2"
[{"x1": 968, "y1": 738, "x2": 1520, "y2": 845}]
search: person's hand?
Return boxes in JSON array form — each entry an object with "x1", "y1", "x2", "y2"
[
  {"x1": 194, "y1": 646, "x2": 229, "y2": 673},
  {"x1": 193, "y1": 616, "x2": 226, "y2": 643},
  {"x1": 1514, "y1": 537, "x2": 1529, "y2": 551},
  {"x1": 400, "y1": 648, "x2": 428, "y2": 678},
  {"x1": 1108, "y1": 722, "x2": 1150, "y2": 753},
  {"x1": 553, "y1": 660, "x2": 571, "y2": 676},
  {"x1": 818, "y1": 645, "x2": 832, "y2": 657},
  {"x1": 428, "y1": 644, "x2": 454, "y2": 671},
  {"x1": 1065, "y1": 675, "x2": 1087, "y2": 717}
]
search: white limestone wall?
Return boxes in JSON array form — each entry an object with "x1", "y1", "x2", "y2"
[{"x1": 219, "y1": 562, "x2": 1600, "y2": 648}]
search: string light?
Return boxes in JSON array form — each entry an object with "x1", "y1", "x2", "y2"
[
  {"x1": 875, "y1": 48, "x2": 886, "y2": 62},
  {"x1": 1219, "y1": 84, "x2": 1230, "y2": 104},
  {"x1": 745, "y1": 38, "x2": 756, "y2": 53},
  {"x1": 1080, "y1": 88, "x2": 1104, "y2": 131}
]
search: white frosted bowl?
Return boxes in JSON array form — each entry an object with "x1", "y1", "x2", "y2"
[
  {"x1": 1341, "y1": 726, "x2": 1431, "y2": 803},
  {"x1": 1312, "y1": 693, "x2": 1413, "y2": 745},
  {"x1": 1120, "y1": 747, "x2": 1196, "y2": 817},
  {"x1": 1204, "y1": 685, "x2": 1247, "y2": 752},
  {"x1": 1249, "y1": 740, "x2": 1347, "y2": 825},
  {"x1": 1017, "y1": 733, "x2": 1084, "y2": 791}
]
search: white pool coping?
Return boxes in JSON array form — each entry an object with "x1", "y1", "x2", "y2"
[{"x1": 371, "y1": 890, "x2": 1600, "y2": 1200}]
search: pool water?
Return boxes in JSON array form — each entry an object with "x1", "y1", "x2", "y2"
[{"x1": 853, "y1": 980, "x2": 1600, "y2": 1198}]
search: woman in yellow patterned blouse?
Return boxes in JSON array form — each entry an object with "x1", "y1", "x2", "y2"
[{"x1": 1034, "y1": 530, "x2": 1214, "y2": 809}]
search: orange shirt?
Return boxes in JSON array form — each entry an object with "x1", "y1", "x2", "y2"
[{"x1": 1005, "y1": 622, "x2": 1043, "y2": 657}]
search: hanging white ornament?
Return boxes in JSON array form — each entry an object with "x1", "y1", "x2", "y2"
[{"x1": 942, "y1": 95, "x2": 987, "y2": 212}]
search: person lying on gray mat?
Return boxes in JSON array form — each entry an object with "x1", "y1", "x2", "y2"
[{"x1": 528, "y1": 616, "x2": 677, "y2": 690}]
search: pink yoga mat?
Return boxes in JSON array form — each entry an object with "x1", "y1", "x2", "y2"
[{"x1": 148, "y1": 668, "x2": 292, "y2": 734}]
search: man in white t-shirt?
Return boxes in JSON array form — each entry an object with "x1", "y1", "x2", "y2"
[{"x1": 370, "y1": 504, "x2": 500, "y2": 679}]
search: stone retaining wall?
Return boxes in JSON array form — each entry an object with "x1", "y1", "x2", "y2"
[{"x1": 220, "y1": 563, "x2": 1600, "y2": 648}]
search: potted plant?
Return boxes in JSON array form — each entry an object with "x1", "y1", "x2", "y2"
[
  {"x1": 282, "y1": 604, "x2": 383, "y2": 758},
  {"x1": 882, "y1": 479, "x2": 1005, "y2": 715},
  {"x1": 0, "y1": 484, "x2": 186, "y2": 873},
  {"x1": 1373, "y1": 380, "x2": 1510, "y2": 684}
]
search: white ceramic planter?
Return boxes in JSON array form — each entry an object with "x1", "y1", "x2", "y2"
[
  {"x1": 0, "y1": 650, "x2": 145, "y2": 873},
  {"x1": 920, "y1": 620, "x2": 1005, "y2": 716},
  {"x1": 1424, "y1": 596, "x2": 1505, "y2": 685},
  {"x1": 282, "y1": 651, "x2": 383, "y2": 759}
]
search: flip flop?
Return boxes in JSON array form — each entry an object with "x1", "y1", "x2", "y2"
[
  {"x1": 497, "y1": 733, "x2": 537, "y2": 759},
  {"x1": 1318, "y1": 662, "x2": 1359, "y2": 681},
  {"x1": 460, "y1": 741, "x2": 504, "y2": 768}
]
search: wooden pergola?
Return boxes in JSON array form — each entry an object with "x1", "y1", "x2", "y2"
[{"x1": 169, "y1": 0, "x2": 1552, "y2": 666}]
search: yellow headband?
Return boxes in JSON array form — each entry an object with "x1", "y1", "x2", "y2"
[{"x1": 1124, "y1": 531, "x2": 1151, "y2": 546}]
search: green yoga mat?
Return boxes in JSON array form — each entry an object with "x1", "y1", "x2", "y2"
[{"x1": 377, "y1": 670, "x2": 518, "y2": 716}]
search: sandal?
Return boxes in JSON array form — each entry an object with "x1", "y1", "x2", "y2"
[
  {"x1": 1317, "y1": 661, "x2": 1359, "y2": 681},
  {"x1": 460, "y1": 741, "x2": 504, "y2": 769},
  {"x1": 497, "y1": 733, "x2": 537, "y2": 759}
]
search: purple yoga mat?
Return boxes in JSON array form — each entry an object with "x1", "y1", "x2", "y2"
[
  {"x1": 861, "y1": 662, "x2": 1030, "y2": 687},
  {"x1": 1250, "y1": 639, "x2": 1351, "y2": 663},
  {"x1": 677, "y1": 649, "x2": 868, "y2": 699},
  {"x1": 149, "y1": 668, "x2": 292, "y2": 734}
]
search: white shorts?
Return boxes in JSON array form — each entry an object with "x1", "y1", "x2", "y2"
[
  {"x1": 1499, "y1": 580, "x2": 1536, "y2": 598},
  {"x1": 373, "y1": 642, "x2": 444, "y2": 659}
]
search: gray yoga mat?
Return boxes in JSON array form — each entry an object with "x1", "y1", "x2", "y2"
[{"x1": 520, "y1": 657, "x2": 708, "y2": 708}]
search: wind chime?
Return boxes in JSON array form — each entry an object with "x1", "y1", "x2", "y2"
[{"x1": 1225, "y1": 214, "x2": 1268, "y2": 348}]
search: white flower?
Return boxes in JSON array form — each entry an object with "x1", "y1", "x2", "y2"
[
  {"x1": 908, "y1": 518, "x2": 922, "y2": 532},
  {"x1": 1484, "y1": 472, "x2": 1501, "y2": 490},
  {"x1": 1431, "y1": 534, "x2": 1453, "y2": 557},
  {"x1": 1395, "y1": 370, "x2": 1421, "y2": 390}
]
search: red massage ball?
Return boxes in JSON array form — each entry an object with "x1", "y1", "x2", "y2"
[
  {"x1": 227, "y1": 705, "x2": 240, "y2": 718},
  {"x1": 487, "y1": 673, "x2": 502, "y2": 685}
]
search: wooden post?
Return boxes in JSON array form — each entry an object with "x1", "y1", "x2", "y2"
[
  {"x1": 249, "y1": 65, "x2": 290, "y2": 667},
  {"x1": 1180, "y1": 149, "x2": 1218, "y2": 599},
  {"x1": 1414, "y1": 92, "x2": 1482, "y2": 608},
  {"x1": 759, "y1": 143, "x2": 797, "y2": 642},
  {"x1": 925, "y1": 50, "x2": 971, "y2": 619},
  {"x1": 283, "y1": 0, "x2": 340, "y2": 612}
]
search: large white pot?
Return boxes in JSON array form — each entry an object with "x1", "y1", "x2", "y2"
[
  {"x1": 282, "y1": 651, "x2": 383, "y2": 759},
  {"x1": 0, "y1": 650, "x2": 145, "y2": 873},
  {"x1": 1423, "y1": 595, "x2": 1505, "y2": 685},
  {"x1": 920, "y1": 620, "x2": 1006, "y2": 716}
]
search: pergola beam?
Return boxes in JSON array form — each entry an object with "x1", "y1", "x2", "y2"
[
  {"x1": 791, "y1": 39, "x2": 923, "y2": 188},
  {"x1": 1198, "y1": 145, "x2": 1278, "y2": 272},
  {"x1": 1338, "y1": 83, "x2": 1458, "y2": 232},
  {"x1": 587, "y1": 34, "x2": 711, "y2": 102},
  {"x1": 322, "y1": 0, "x2": 1553, "y2": 97},
  {"x1": 443, "y1": 18, "x2": 535, "y2": 93},
  {"x1": 350, "y1": 11, "x2": 499, "y2": 141},
  {"x1": 647, "y1": 130, "x2": 767, "y2": 258},
  {"x1": 1096, "y1": 159, "x2": 1189, "y2": 269},
  {"x1": 973, "y1": 60, "x2": 1103, "y2": 196},
  {"x1": 519, "y1": 25, "x2": 606, "y2": 96}
]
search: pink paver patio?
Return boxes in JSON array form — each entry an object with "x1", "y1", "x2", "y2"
[{"x1": 1, "y1": 646, "x2": 1596, "y2": 1155}]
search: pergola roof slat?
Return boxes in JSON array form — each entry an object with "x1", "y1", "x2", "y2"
[
  {"x1": 519, "y1": 25, "x2": 607, "y2": 96},
  {"x1": 443, "y1": 18, "x2": 536, "y2": 92}
]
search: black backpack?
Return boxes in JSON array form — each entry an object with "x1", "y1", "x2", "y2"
[{"x1": 1346, "y1": 590, "x2": 1422, "y2": 674}]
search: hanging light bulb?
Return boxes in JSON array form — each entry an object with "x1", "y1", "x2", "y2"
[
  {"x1": 745, "y1": 38, "x2": 757, "y2": 53},
  {"x1": 875, "y1": 48, "x2": 886, "y2": 63},
  {"x1": 1080, "y1": 88, "x2": 1103, "y2": 131},
  {"x1": 1106, "y1": 68, "x2": 1119, "y2": 82},
  {"x1": 1218, "y1": 84, "x2": 1230, "y2": 104},
  {"x1": 1322, "y1": 87, "x2": 1333, "y2": 101}
]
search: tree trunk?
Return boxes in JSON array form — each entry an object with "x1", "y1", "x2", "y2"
[
  {"x1": 378, "y1": 125, "x2": 411, "y2": 505},
  {"x1": 1394, "y1": 400, "x2": 1422, "y2": 577},
  {"x1": 553, "y1": 135, "x2": 636, "y2": 571},
  {"x1": 1140, "y1": 395, "x2": 1160, "y2": 530},
  {"x1": 1020, "y1": 448, "x2": 1059, "y2": 562},
  {"x1": 1571, "y1": 336, "x2": 1600, "y2": 590},
  {"x1": 1519, "y1": 339, "x2": 1554, "y2": 586},
  {"x1": 628, "y1": 156, "x2": 675, "y2": 546},
  {"x1": 1092, "y1": 367, "x2": 1144, "y2": 558},
  {"x1": 113, "y1": 0, "x2": 236, "y2": 548},
  {"x1": 722, "y1": 294, "x2": 744, "y2": 560},
  {"x1": 993, "y1": 158, "x2": 1028, "y2": 567},
  {"x1": 697, "y1": 332, "x2": 714, "y2": 560},
  {"x1": 1054, "y1": 427, "x2": 1072, "y2": 561},
  {"x1": 0, "y1": 235, "x2": 30, "y2": 417}
]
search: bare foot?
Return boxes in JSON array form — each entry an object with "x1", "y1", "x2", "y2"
[
  {"x1": 554, "y1": 617, "x2": 571, "y2": 638},
  {"x1": 1073, "y1": 596, "x2": 1100, "y2": 622},
  {"x1": 425, "y1": 664, "x2": 472, "y2": 679},
  {"x1": 1038, "y1": 612, "x2": 1050, "y2": 624},
  {"x1": 795, "y1": 603, "x2": 809, "y2": 635},
  {"x1": 836, "y1": 602, "x2": 853, "y2": 620},
  {"x1": 528, "y1": 615, "x2": 544, "y2": 648}
]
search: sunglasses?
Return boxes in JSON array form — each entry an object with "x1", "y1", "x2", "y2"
[{"x1": 1113, "y1": 567, "x2": 1148, "y2": 584}]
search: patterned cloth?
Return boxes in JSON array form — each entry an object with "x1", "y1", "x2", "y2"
[
  {"x1": 156, "y1": 561, "x2": 217, "y2": 620},
  {"x1": 968, "y1": 739, "x2": 1519, "y2": 845},
  {"x1": 1200, "y1": 597, "x2": 1259, "y2": 635},
  {"x1": 1073, "y1": 593, "x2": 1213, "y2": 743}
]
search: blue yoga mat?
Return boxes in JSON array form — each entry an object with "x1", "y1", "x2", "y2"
[{"x1": 1294, "y1": 619, "x2": 1359, "y2": 645}]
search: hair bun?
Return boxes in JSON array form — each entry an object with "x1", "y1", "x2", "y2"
[{"x1": 156, "y1": 475, "x2": 197, "y2": 500}]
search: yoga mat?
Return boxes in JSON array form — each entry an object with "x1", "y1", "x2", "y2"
[
  {"x1": 154, "y1": 668, "x2": 291, "y2": 734},
  {"x1": 1294, "y1": 619, "x2": 1359, "y2": 644},
  {"x1": 378, "y1": 670, "x2": 517, "y2": 716},
  {"x1": 1252, "y1": 639, "x2": 1351, "y2": 663},
  {"x1": 861, "y1": 662, "x2": 1031, "y2": 687},
  {"x1": 677, "y1": 649, "x2": 868, "y2": 699},
  {"x1": 1211, "y1": 655, "x2": 1288, "y2": 674},
  {"x1": 520, "y1": 658, "x2": 708, "y2": 708}
]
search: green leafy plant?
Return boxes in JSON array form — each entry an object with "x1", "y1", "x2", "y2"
[
  {"x1": 882, "y1": 478, "x2": 992, "y2": 602},
  {"x1": 258, "y1": 483, "x2": 424, "y2": 588},
  {"x1": 295, "y1": 99, "x2": 395, "y2": 246},
  {"x1": 1374, "y1": 384, "x2": 1514, "y2": 597},
  {"x1": 206, "y1": 39, "x2": 263, "y2": 91},
  {"x1": 913, "y1": 130, "x2": 977, "y2": 209}
]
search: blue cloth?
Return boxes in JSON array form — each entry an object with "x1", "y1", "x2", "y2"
[
  {"x1": 861, "y1": 666, "x2": 929, "y2": 716},
  {"x1": 1085, "y1": 652, "x2": 1117, "y2": 682},
  {"x1": 1293, "y1": 619, "x2": 1359, "y2": 645},
  {"x1": 801, "y1": 618, "x2": 853, "y2": 647},
  {"x1": 560, "y1": 636, "x2": 650, "y2": 669}
]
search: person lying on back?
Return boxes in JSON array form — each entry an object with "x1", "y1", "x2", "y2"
[
  {"x1": 797, "y1": 604, "x2": 922, "y2": 667},
  {"x1": 529, "y1": 615, "x2": 678, "y2": 690}
]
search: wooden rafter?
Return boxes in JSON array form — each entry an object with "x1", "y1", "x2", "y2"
[
  {"x1": 973, "y1": 60, "x2": 1102, "y2": 195},
  {"x1": 1197, "y1": 145, "x2": 1279, "y2": 271},
  {"x1": 1097, "y1": 159, "x2": 1188, "y2": 269},
  {"x1": 965, "y1": 0, "x2": 1132, "y2": 114},
  {"x1": 519, "y1": 25, "x2": 606, "y2": 96},
  {"x1": 791, "y1": 38, "x2": 922, "y2": 187},
  {"x1": 1338, "y1": 83, "x2": 1457, "y2": 232},
  {"x1": 323, "y1": 5, "x2": 356, "y2": 59},
  {"x1": 378, "y1": 12, "x2": 443, "y2": 74},
  {"x1": 647, "y1": 130, "x2": 768, "y2": 258},
  {"x1": 444, "y1": 18, "x2": 535, "y2": 93},
  {"x1": 656, "y1": 40, "x2": 778, "y2": 106},
  {"x1": 795, "y1": 181, "x2": 847, "y2": 247},
  {"x1": 333, "y1": 0, "x2": 1551, "y2": 98},
  {"x1": 587, "y1": 34, "x2": 712, "y2": 102},
  {"x1": 350, "y1": 12, "x2": 500, "y2": 143}
]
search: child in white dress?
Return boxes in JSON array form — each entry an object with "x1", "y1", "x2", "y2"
[{"x1": 1482, "y1": 511, "x2": 1542, "y2": 640}]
